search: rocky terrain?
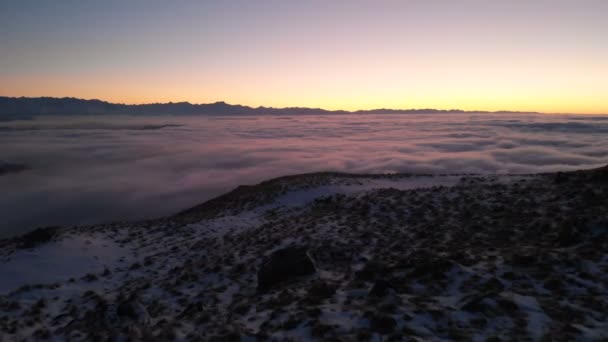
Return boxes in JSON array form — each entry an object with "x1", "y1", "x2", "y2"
[{"x1": 0, "y1": 166, "x2": 607, "y2": 341}]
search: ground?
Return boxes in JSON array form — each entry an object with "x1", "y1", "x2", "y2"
[{"x1": 0, "y1": 167, "x2": 607, "y2": 341}]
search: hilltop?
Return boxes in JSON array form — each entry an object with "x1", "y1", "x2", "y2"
[{"x1": 0, "y1": 166, "x2": 606, "y2": 340}]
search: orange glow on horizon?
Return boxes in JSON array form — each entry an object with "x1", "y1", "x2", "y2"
[
  {"x1": 1, "y1": 77, "x2": 606, "y2": 115},
  {"x1": 1, "y1": 1, "x2": 607, "y2": 115}
]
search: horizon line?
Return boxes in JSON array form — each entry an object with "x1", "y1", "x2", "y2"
[{"x1": 2, "y1": 95, "x2": 606, "y2": 116}]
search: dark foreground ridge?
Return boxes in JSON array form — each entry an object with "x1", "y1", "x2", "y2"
[
  {"x1": 175, "y1": 172, "x2": 441, "y2": 223},
  {"x1": 0, "y1": 165, "x2": 607, "y2": 341},
  {"x1": 0, "y1": 96, "x2": 539, "y2": 116}
]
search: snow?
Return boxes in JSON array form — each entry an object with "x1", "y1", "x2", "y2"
[
  {"x1": 511, "y1": 293, "x2": 550, "y2": 340},
  {"x1": 0, "y1": 170, "x2": 605, "y2": 340},
  {"x1": 0, "y1": 232, "x2": 130, "y2": 294},
  {"x1": 272, "y1": 175, "x2": 462, "y2": 209}
]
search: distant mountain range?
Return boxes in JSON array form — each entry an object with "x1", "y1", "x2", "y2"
[{"x1": 0, "y1": 96, "x2": 536, "y2": 116}]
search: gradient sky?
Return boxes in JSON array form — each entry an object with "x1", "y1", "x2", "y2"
[{"x1": 1, "y1": 0, "x2": 607, "y2": 113}]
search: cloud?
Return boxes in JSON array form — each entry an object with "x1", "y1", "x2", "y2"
[
  {"x1": 0, "y1": 113, "x2": 606, "y2": 237},
  {"x1": 489, "y1": 120, "x2": 608, "y2": 133}
]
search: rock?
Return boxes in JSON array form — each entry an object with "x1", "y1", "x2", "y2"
[
  {"x1": 107, "y1": 298, "x2": 151, "y2": 327},
  {"x1": 308, "y1": 281, "x2": 337, "y2": 300},
  {"x1": 471, "y1": 317, "x2": 487, "y2": 328},
  {"x1": 178, "y1": 301, "x2": 204, "y2": 319},
  {"x1": 590, "y1": 164, "x2": 608, "y2": 182},
  {"x1": 369, "y1": 313, "x2": 396, "y2": 334},
  {"x1": 116, "y1": 301, "x2": 137, "y2": 320},
  {"x1": 480, "y1": 277, "x2": 505, "y2": 293},
  {"x1": 556, "y1": 224, "x2": 579, "y2": 247},
  {"x1": 496, "y1": 297, "x2": 518, "y2": 314},
  {"x1": 368, "y1": 279, "x2": 392, "y2": 298},
  {"x1": 355, "y1": 260, "x2": 387, "y2": 281},
  {"x1": 461, "y1": 293, "x2": 491, "y2": 313},
  {"x1": 408, "y1": 257, "x2": 452, "y2": 279},
  {"x1": 257, "y1": 246, "x2": 315, "y2": 291},
  {"x1": 209, "y1": 331, "x2": 241, "y2": 342},
  {"x1": 554, "y1": 172, "x2": 570, "y2": 184},
  {"x1": 543, "y1": 276, "x2": 563, "y2": 292},
  {"x1": 510, "y1": 252, "x2": 537, "y2": 267},
  {"x1": 18, "y1": 226, "x2": 59, "y2": 249},
  {"x1": 502, "y1": 271, "x2": 517, "y2": 280}
]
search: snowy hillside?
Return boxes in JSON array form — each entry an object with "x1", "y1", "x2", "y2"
[{"x1": 1, "y1": 168, "x2": 607, "y2": 341}]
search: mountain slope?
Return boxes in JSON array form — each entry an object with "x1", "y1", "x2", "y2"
[
  {"x1": 0, "y1": 96, "x2": 536, "y2": 116},
  {"x1": 0, "y1": 168, "x2": 607, "y2": 341}
]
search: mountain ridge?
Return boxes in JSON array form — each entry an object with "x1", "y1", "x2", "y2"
[{"x1": 0, "y1": 96, "x2": 539, "y2": 116}]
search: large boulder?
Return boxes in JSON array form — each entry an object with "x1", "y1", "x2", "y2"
[
  {"x1": 257, "y1": 246, "x2": 315, "y2": 291},
  {"x1": 18, "y1": 226, "x2": 59, "y2": 249}
]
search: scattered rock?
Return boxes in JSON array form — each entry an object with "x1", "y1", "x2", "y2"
[{"x1": 2, "y1": 168, "x2": 607, "y2": 340}]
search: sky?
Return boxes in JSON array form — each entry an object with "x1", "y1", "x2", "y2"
[{"x1": 1, "y1": 0, "x2": 607, "y2": 114}]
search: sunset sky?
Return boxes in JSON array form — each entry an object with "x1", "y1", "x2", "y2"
[{"x1": 1, "y1": 0, "x2": 607, "y2": 114}]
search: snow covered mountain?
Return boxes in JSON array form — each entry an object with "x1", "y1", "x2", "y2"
[{"x1": 0, "y1": 167, "x2": 607, "y2": 341}]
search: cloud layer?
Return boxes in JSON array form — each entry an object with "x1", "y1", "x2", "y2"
[{"x1": 1, "y1": 113, "x2": 606, "y2": 237}]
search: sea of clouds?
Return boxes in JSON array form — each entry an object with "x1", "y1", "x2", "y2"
[{"x1": 1, "y1": 113, "x2": 606, "y2": 237}]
